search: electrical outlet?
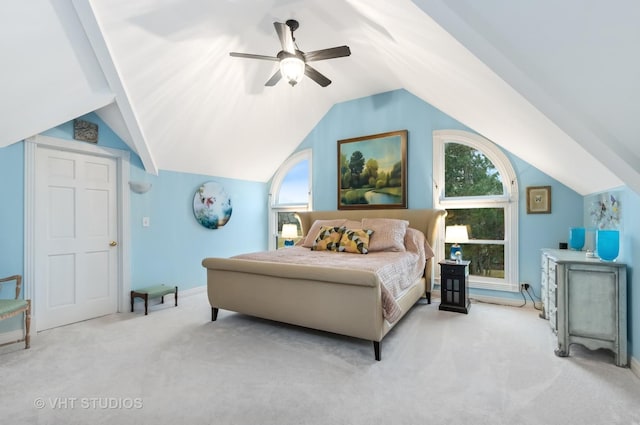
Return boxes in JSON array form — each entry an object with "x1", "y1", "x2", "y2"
[{"x1": 520, "y1": 283, "x2": 530, "y2": 291}]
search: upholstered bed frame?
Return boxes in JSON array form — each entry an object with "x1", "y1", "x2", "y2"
[{"x1": 202, "y1": 208, "x2": 446, "y2": 360}]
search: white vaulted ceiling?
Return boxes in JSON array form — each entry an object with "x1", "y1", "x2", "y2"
[{"x1": 1, "y1": 0, "x2": 638, "y2": 194}]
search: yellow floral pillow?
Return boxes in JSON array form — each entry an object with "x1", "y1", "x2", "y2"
[
  {"x1": 311, "y1": 226, "x2": 346, "y2": 251},
  {"x1": 338, "y1": 228, "x2": 375, "y2": 254}
]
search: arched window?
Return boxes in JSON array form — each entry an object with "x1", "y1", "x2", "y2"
[
  {"x1": 433, "y1": 130, "x2": 519, "y2": 292},
  {"x1": 268, "y1": 149, "x2": 312, "y2": 250}
]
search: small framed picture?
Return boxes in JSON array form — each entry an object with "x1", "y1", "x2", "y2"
[{"x1": 526, "y1": 186, "x2": 551, "y2": 214}]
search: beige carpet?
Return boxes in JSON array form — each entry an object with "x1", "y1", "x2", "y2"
[{"x1": 1, "y1": 290, "x2": 639, "y2": 425}]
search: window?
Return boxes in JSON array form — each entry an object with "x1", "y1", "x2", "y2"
[
  {"x1": 433, "y1": 130, "x2": 519, "y2": 292},
  {"x1": 269, "y1": 149, "x2": 312, "y2": 250}
]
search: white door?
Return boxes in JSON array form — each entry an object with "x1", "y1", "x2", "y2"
[{"x1": 35, "y1": 147, "x2": 119, "y2": 330}]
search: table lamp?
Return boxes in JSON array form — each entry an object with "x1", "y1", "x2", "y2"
[
  {"x1": 445, "y1": 225, "x2": 469, "y2": 262},
  {"x1": 281, "y1": 224, "x2": 298, "y2": 248}
]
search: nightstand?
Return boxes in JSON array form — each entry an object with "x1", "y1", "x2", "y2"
[{"x1": 439, "y1": 260, "x2": 470, "y2": 314}]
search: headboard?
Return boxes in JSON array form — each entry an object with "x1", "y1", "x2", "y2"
[{"x1": 295, "y1": 209, "x2": 447, "y2": 295}]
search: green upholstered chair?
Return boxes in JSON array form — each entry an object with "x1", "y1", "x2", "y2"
[{"x1": 0, "y1": 275, "x2": 31, "y2": 349}]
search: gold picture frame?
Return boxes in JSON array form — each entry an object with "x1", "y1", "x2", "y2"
[
  {"x1": 337, "y1": 130, "x2": 407, "y2": 210},
  {"x1": 526, "y1": 186, "x2": 551, "y2": 214}
]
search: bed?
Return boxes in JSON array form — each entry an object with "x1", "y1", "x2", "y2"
[{"x1": 201, "y1": 208, "x2": 446, "y2": 360}]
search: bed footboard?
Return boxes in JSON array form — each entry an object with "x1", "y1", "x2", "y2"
[
  {"x1": 203, "y1": 258, "x2": 384, "y2": 341},
  {"x1": 202, "y1": 257, "x2": 425, "y2": 360}
]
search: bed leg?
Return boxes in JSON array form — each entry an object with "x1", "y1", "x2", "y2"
[
  {"x1": 212, "y1": 307, "x2": 219, "y2": 321},
  {"x1": 426, "y1": 291, "x2": 432, "y2": 304},
  {"x1": 373, "y1": 341, "x2": 381, "y2": 361}
]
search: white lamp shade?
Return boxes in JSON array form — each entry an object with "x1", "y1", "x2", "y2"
[
  {"x1": 281, "y1": 224, "x2": 298, "y2": 239},
  {"x1": 445, "y1": 225, "x2": 469, "y2": 243},
  {"x1": 280, "y1": 57, "x2": 305, "y2": 86}
]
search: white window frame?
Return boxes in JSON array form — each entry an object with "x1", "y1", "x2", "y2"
[
  {"x1": 433, "y1": 130, "x2": 519, "y2": 292},
  {"x1": 268, "y1": 149, "x2": 312, "y2": 250}
]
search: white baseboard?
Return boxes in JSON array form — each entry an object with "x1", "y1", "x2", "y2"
[
  {"x1": 470, "y1": 293, "x2": 541, "y2": 309},
  {"x1": 0, "y1": 329, "x2": 26, "y2": 347},
  {"x1": 431, "y1": 289, "x2": 540, "y2": 309},
  {"x1": 630, "y1": 355, "x2": 640, "y2": 379},
  {"x1": 130, "y1": 285, "x2": 206, "y2": 309},
  {"x1": 178, "y1": 285, "x2": 207, "y2": 298}
]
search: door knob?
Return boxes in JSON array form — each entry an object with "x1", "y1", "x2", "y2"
[{"x1": 109, "y1": 241, "x2": 118, "y2": 247}]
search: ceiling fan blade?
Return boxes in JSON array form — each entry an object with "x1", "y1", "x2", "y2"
[
  {"x1": 304, "y1": 46, "x2": 351, "y2": 62},
  {"x1": 230, "y1": 52, "x2": 279, "y2": 61},
  {"x1": 230, "y1": 51, "x2": 281, "y2": 86},
  {"x1": 265, "y1": 69, "x2": 282, "y2": 87},
  {"x1": 274, "y1": 22, "x2": 296, "y2": 54},
  {"x1": 304, "y1": 64, "x2": 331, "y2": 87}
]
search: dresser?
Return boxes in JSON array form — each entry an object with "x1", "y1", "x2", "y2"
[{"x1": 540, "y1": 249, "x2": 627, "y2": 367}]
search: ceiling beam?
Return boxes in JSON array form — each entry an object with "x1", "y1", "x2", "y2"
[{"x1": 72, "y1": 0, "x2": 158, "y2": 175}]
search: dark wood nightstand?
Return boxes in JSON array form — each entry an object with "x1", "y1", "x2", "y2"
[{"x1": 439, "y1": 260, "x2": 470, "y2": 314}]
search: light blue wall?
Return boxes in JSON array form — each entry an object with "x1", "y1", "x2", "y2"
[
  {"x1": 0, "y1": 140, "x2": 26, "y2": 333},
  {"x1": 298, "y1": 89, "x2": 464, "y2": 209},
  {"x1": 42, "y1": 114, "x2": 135, "y2": 157},
  {"x1": 584, "y1": 187, "x2": 639, "y2": 364},
  {"x1": 0, "y1": 112, "x2": 268, "y2": 304},
  {"x1": 0, "y1": 143, "x2": 24, "y2": 331},
  {"x1": 295, "y1": 89, "x2": 583, "y2": 302},
  {"x1": 509, "y1": 153, "x2": 584, "y2": 295},
  {"x1": 0, "y1": 142, "x2": 24, "y2": 305},
  {"x1": 128, "y1": 167, "x2": 268, "y2": 289},
  {"x1": 621, "y1": 189, "x2": 640, "y2": 364}
]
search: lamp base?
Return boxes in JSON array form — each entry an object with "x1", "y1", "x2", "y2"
[
  {"x1": 450, "y1": 244, "x2": 462, "y2": 261},
  {"x1": 284, "y1": 239, "x2": 294, "y2": 247}
]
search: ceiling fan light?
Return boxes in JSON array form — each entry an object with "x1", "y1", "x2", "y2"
[{"x1": 280, "y1": 57, "x2": 305, "y2": 86}]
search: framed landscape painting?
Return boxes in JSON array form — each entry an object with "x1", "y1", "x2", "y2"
[{"x1": 337, "y1": 130, "x2": 407, "y2": 210}]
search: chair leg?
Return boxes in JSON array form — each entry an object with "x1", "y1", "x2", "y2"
[
  {"x1": 25, "y1": 300, "x2": 31, "y2": 349},
  {"x1": 144, "y1": 294, "x2": 149, "y2": 315},
  {"x1": 175, "y1": 286, "x2": 178, "y2": 307}
]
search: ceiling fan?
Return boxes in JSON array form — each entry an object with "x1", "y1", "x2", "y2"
[{"x1": 229, "y1": 19, "x2": 351, "y2": 87}]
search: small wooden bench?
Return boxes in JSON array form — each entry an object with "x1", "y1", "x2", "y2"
[{"x1": 130, "y1": 285, "x2": 178, "y2": 315}]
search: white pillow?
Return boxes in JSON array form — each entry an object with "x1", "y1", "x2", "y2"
[
  {"x1": 404, "y1": 227, "x2": 434, "y2": 258},
  {"x1": 361, "y1": 218, "x2": 409, "y2": 252}
]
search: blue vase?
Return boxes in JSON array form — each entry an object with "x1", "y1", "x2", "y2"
[
  {"x1": 597, "y1": 229, "x2": 619, "y2": 261},
  {"x1": 449, "y1": 245, "x2": 462, "y2": 261},
  {"x1": 568, "y1": 227, "x2": 585, "y2": 251}
]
